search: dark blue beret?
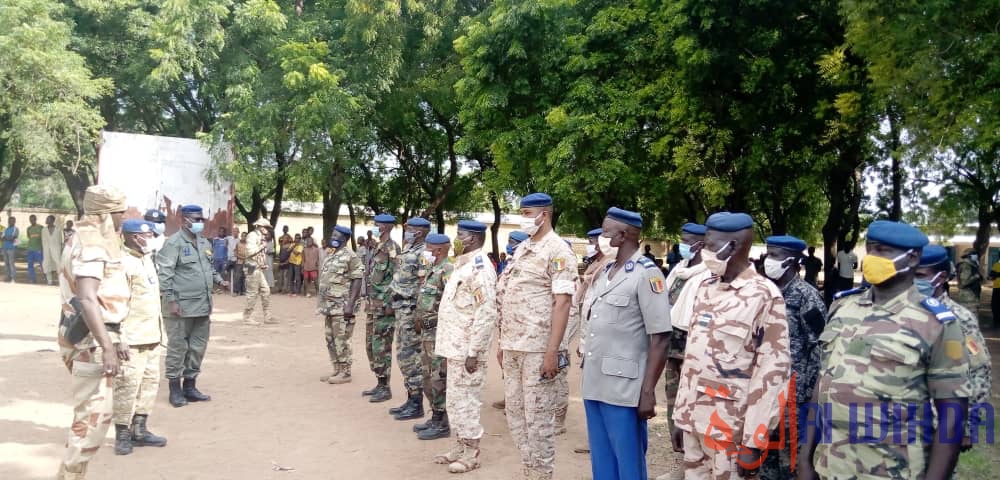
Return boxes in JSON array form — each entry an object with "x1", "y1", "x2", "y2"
[
  {"x1": 426, "y1": 233, "x2": 450, "y2": 245},
  {"x1": 706, "y1": 212, "x2": 753, "y2": 232},
  {"x1": 919, "y1": 245, "x2": 949, "y2": 266},
  {"x1": 143, "y1": 209, "x2": 166, "y2": 223},
  {"x1": 407, "y1": 217, "x2": 431, "y2": 228},
  {"x1": 587, "y1": 228, "x2": 602, "y2": 237},
  {"x1": 122, "y1": 219, "x2": 154, "y2": 234},
  {"x1": 866, "y1": 220, "x2": 928, "y2": 249},
  {"x1": 681, "y1": 223, "x2": 707, "y2": 235},
  {"x1": 334, "y1": 225, "x2": 352, "y2": 236},
  {"x1": 520, "y1": 193, "x2": 552, "y2": 208},
  {"x1": 457, "y1": 220, "x2": 487, "y2": 233},
  {"x1": 180, "y1": 205, "x2": 203, "y2": 215},
  {"x1": 606, "y1": 207, "x2": 643, "y2": 228},
  {"x1": 766, "y1": 235, "x2": 807, "y2": 252},
  {"x1": 374, "y1": 214, "x2": 396, "y2": 224},
  {"x1": 509, "y1": 231, "x2": 529, "y2": 242}
]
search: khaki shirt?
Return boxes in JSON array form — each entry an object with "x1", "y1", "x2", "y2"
[
  {"x1": 244, "y1": 230, "x2": 268, "y2": 268},
  {"x1": 436, "y1": 249, "x2": 497, "y2": 360},
  {"x1": 317, "y1": 247, "x2": 363, "y2": 315},
  {"x1": 121, "y1": 247, "x2": 165, "y2": 346}
]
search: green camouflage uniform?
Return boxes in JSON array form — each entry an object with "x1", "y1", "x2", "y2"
[
  {"x1": 940, "y1": 296, "x2": 992, "y2": 443},
  {"x1": 415, "y1": 258, "x2": 453, "y2": 413},
  {"x1": 391, "y1": 241, "x2": 426, "y2": 395},
  {"x1": 956, "y1": 259, "x2": 982, "y2": 315},
  {"x1": 366, "y1": 238, "x2": 400, "y2": 379},
  {"x1": 318, "y1": 247, "x2": 364, "y2": 367}
]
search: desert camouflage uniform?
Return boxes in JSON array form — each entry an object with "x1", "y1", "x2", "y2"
[
  {"x1": 498, "y1": 230, "x2": 578, "y2": 479},
  {"x1": 955, "y1": 259, "x2": 982, "y2": 315},
  {"x1": 760, "y1": 276, "x2": 827, "y2": 480},
  {"x1": 392, "y1": 240, "x2": 427, "y2": 395},
  {"x1": 416, "y1": 258, "x2": 454, "y2": 414},
  {"x1": 57, "y1": 220, "x2": 130, "y2": 478},
  {"x1": 366, "y1": 238, "x2": 400, "y2": 379},
  {"x1": 243, "y1": 229, "x2": 273, "y2": 323},
  {"x1": 661, "y1": 260, "x2": 711, "y2": 433},
  {"x1": 940, "y1": 297, "x2": 992, "y2": 442},
  {"x1": 672, "y1": 264, "x2": 790, "y2": 480},
  {"x1": 113, "y1": 247, "x2": 166, "y2": 426},
  {"x1": 318, "y1": 247, "x2": 363, "y2": 367},
  {"x1": 814, "y1": 287, "x2": 971, "y2": 480}
]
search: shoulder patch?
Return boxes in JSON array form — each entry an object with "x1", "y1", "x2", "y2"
[
  {"x1": 624, "y1": 260, "x2": 635, "y2": 273},
  {"x1": 921, "y1": 297, "x2": 956, "y2": 323},
  {"x1": 637, "y1": 257, "x2": 656, "y2": 268},
  {"x1": 552, "y1": 257, "x2": 566, "y2": 271},
  {"x1": 649, "y1": 277, "x2": 665, "y2": 293},
  {"x1": 475, "y1": 255, "x2": 484, "y2": 269},
  {"x1": 833, "y1": 287, "x2": 866, "y2": 300}
]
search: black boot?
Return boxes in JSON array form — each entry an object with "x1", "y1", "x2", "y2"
[
  {"x1": 168, "y1": 378, "x2": 187, "y2": 407},
  {"x1": 417, "y1": 411, "x2": 450, "y2": 440},
  {"x1": 413, "y1": 410, "x2": 438, "y2": 432},
  {"x1": 389, "y1": 397, "x2": 410, "y2": 415},
  {"x1": 114, "y1": 424, "x2": 133, "y2": 455},
  {"x1": 183, "y1": 378, "x2": 211, "y2": 402},
  {"x1": 362, "y1": 376, "x2": 385, "y2": 396},
  {"x1": 369, "y1": 377, "x2": 392, "y2": 403},
  {"x1": 393, "y1": 392, "x2": 425, "y2": 420},
  {"x1": 131, "y1": 414, "x2": 167, "y2": 447}
]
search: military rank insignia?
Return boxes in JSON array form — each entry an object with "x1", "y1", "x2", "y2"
[
  {"x1": 945, "y1": 339, "x2": 964, "y2": 360},
  {"x1": 649, "y1": 277, "x2": 664, "y2": 293},
  {"x1": 475, "y1": 255, "x2": 484, "y2": 269},
  {"x1": 474, "y1": 287, "x2": 484, "y2": 304},
  {"x1": 967, "y1": 336, "x2": 981, "y2": 356},
  {"x1": 624, "y1": 261, "x2": 634, "y2": 272},
  {"x1": 552, "y1": 257, "x2": 566, "y2": 271}
]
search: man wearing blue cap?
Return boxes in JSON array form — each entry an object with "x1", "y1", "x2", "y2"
[
  {"x1": 915, "y1": 246, "x2": 992, "y2": 461},
  {"x1": 157, "y1": 204, "x2": 227, "y2": 407},
  {"x1": 364, "y1": 214, "x2": 402, "y2": 402},
  {"x1": 113, "y1": 220, "x2": 168, "y2": 456},
  {"x1": 759, "y1": 235, "x2": 826, "y2": 480},
  {"x1": 498, "y1": 193, "x2": 578, "y2": 480},
  {"x1": 317, "y1": 225, "x2": 364, "y2": 384},
  {"x1": 388, "y1": 217, "x2": 432, "y2": 420},
  {"x1": 800, "y1": 221, "x2": 970, "y2": 480},
  {"x1": 491, "y1": 229, "x2": 533, "y2": 413},
  {"x1": 581, "y1": 207, "x2": 671, "y2": 480},
  {"x1": 671, "y1": 212, "x2": 790, "y2": 480},
  {"x1": 412, "y1": 233, "x2": 455, "y2": 440},
  {"x1": 143, "y1": 209, "x2": 167, "y2": 257}
]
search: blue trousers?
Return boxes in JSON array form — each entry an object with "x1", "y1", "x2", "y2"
[
  {"x1": 585, "y1": 399, "x2": 648, "y2": 480},
  {"x1": 27, "y1": 250, "x2": 42, "y2": 283}
]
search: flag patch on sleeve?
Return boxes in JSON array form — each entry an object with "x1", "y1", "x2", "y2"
[
  {"x1": 552, "y1": 258, "x2": 566, "y2": 271},
  {"x1": 650, "y1": 277, "x2": 665, "y2": 293}
]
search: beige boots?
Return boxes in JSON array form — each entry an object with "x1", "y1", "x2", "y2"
[
  {"x1": 434, "y1": 438, "x2": 481, "y2": 473},
  {"x1": 320, "y1": 364, "x2": 351, "y2": 384}
]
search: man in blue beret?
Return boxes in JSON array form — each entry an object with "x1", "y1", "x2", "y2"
[
  {"x1": 800, "y1": 221, "x2": 970, "y2": 480},
  {"x1": 671, "y1": 212, "x2": 790, "y2": 480},
  {"x1": 412, "y1": 233, "x2": 454, "y2": 440},
  {"x1": 758, "y1": 235, "x2": 826, "y2": 480},
  {"x1": 364, "y1": 214, "x2": 402, "y2": 402},
  {"x1": 388, "y1": 217, "x2": 433, "y2": 420},
  {"x1": 317, "y1": 225, "x2": 364, "y2": 385},
  {"x1": 113, "y1": 219, "x2": 168, "y2": 456},
  {"x1": 157, "y1": 204, "x2": 228, "y2": 407},
  {"x1": 491, "y1": 228, "x2": 534, "y2": 413}
]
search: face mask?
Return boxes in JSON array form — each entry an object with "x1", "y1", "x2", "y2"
[
  {"x1": 453, "y1": 237, "x2": 465, "y2": 256},
  {"x1": 404, "y1": 231, "x2": 416, "y2": 243},
  {"x1": 914, "y1": 272, "x2": 943, "y2": 297},
  {"x1": 969, "y1": 254, "x2": 979, "y2": 262},
  {"x1": 702, "y1": 242, "x2": 734, "y2": 276},
  {"x1": 764, "y1": 257, "x2": 791, "y2": 280},
  {"x1": 371, "y1": 228, "x2": 381, "y2": 238},
  {"x1": 861, "y1": 250, "x2": 912, "y2": 285},
  {"x1": 153, "y1": 223, "x2": 166, "y2": 235},
  {"x1": 585, "y1": 245, "x2": 598, "y2": 258},
  {"x1": 506, "y1": 244, "x2": 515, "y2": 256},
  {"x1": 520, "y1": 214, "x2": 542, "y2": 236},
  {"x1": 330, "y1": 238, "x2": 342, "y2": 248},
  {"x1": 189, "y1": 221, "x2": 204, "y2": 234},
  {"x1": 422, "y1": 250, "x2": 436, "y2": 264},
  {"x1": 679, "y1": 243, "x2": 694, "y2": 260},
  {"x1": 147, "y1": 235, "x2": 165, "y2": 252},
  {"x1": 598, "y1": 235, "x2": 613, "y2": 255}
]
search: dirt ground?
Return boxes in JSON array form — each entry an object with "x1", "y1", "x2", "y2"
[{"x1": 0, "y1": 282, "x2": 677, "y2": 480}]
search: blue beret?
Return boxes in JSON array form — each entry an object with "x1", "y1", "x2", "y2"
[
  {"x1": 180, "y1": 205, "x2": 203, "y2": 215},
  {"x1": 866, "y1": 220, "x2": 928, "y2": 250},
  {"x1": 919, "y1": 245, "x2": 949, "y2": 266},
  {"x1": 407, "y1": 217, "x2": 431, "y2": 228},
  {"x1": 587, "y1": 228, "x2": 602, "y2": 237},
  {"x1": 766, "y1": 235, "x2": 807, "y2": 252},
  {"x1": 334, "y1": 225, "x2": 352, "y2": 236},
  {"x1": 426, "y1": 233, "x2": 450, "y2": 245},
  {"x1": 705, "y1": 212, "x2": 753, "y2": 232},
  {"x1": 681, "y1": 223, "x2": 707, "y2": 235},
  {"x1": 520, "y1": 193, "x2": 552, "y2": 208},
  {"x1": 143, "y1": 209, "x2": 166, "y2": 223},
  {"x1": 374, "y1": 214, "x2": 396, "y2": 224},
  {"x1": 606, "y1": 207, "x2": 643, "y2": 228},
  {"x1": 457, "y1": 220, "x2": 487, "y2": 233},
  {"x1": 509, "y1": 231, "x2": 529, "y2": 242},
  {"x1": 122, "y1": 219, "x2": 154, "y2": 234}
]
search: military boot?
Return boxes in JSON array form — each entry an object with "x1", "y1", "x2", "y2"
[
  {"x1": 362, "y1": 376, "x2": 385, "y2": 396},
  {"x1": 319, "y1": 364, "x2": 341, "y2": 383},
  {"x1": 433, "y1": 439, "x2": 466, "y2": 465},
  {"x1": 114, "y1": 424, "x2": 133, "y2": 455},
  {"x1": 388, "y1": 397, "x2": 409, "y2": 415},
  {"x1": 131, "y1": 414, "x2": 167, "y2": 447},
  {"x1": 168, "y1": 378, "x2": 187, "y2": 407},
  {"x1": 183, "y1": 378, "x2": 211, "y2": 402},
  {"x1": 393, "y1": 392, "x2": 424, "y2": 420},
  {"x1": 369, "y1": 377, "x2": 392, "y2": 403},
  {"x1": 417, "y1": 411, "x2": 450, "y2": 440},
  {"x1": 55, "y1": 463, "x2": 87, "y2": 480},
  {"x1": 328, "y1": 364, "x2": 352, "y2": 384},
  {"x1": 447, "y1": 438, "x2": 481, "y2": 473},
  {"x1": 413, "y1": 409, "x2": 439, "y2": 432}
]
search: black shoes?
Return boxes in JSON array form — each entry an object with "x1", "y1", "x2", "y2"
[
  {"x1": 183, "y1": 378, "x2": 211, "y2": 402},
  {"x1": 131, "y1": 414, "x2": 167, "y2": 447},
  {"x1": 168, "y1": 378, "x2": 187, "y2": 407},
  {"x1": 393, "y1": 393, "x2": 424, "y2": 420}
]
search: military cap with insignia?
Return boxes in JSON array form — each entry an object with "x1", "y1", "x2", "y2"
[
  {"x1": 866, "y1": 220, "x2": 928, "y2": 249},
  {"x1": 334, "y1": 225, "x2": 353, "y2": 236},
  {"x1": 705, "y1": 212, "x2": 753, "y2": 232},
  {"x1": 122, "y1": 219, "x2": 154, "y2": 233},
  {"x1": 180, "y1": 205, "x2": 203, "y2": 215},
  {"x1": 919, "y1": 245, "x2": 950, "y2": 267},
  {"x1": 457, "y1": 219, "x2": 487, "y2": 233},
  {"x1": 427, "y1": 233, "x2": 450, "y2": 245},
  {"x1": 681, "y1": 223, "x2": 707, "y2": 235},
  {"x1": 144, "y1": 209, "x2": 166, "y2": 223},
  {"x1": 520, "y1": 192, "x2": 553, "y2": 207},
  {"x1": 374, "y1": 213, "x2": 397, "y2": 224},
  {"x1": 765, "y1": 235, "x2": 807, "y2": 253},
  {"x1": 606, "y1": 207, "x2": 643, "y2": 228},
  {"x1": 407, "y1": 217, "x2": 431, "y2": 228}
]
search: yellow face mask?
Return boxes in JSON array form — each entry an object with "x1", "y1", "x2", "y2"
[
  {"x1": 452, "y1": 237, "x2": 465, "y2": 256},
  {"x1": 862, "y1": 250, "x2": 912, "y2": 285}
]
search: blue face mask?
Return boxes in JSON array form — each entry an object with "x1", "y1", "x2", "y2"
[
  {"x1": 404, "y1": 231, "x2": 416, "y2": 242},
  {"x1": 506, "y1": 244, "x2": 516, "y2": 256},
  {"x1": 915, "y1": 272, "x2": 942, "y2": 297},
  {"x1": 189, "y1": 221, "x2": 204, "y2": 234},
  {"x1": 330, "y1": 238, "x2": 342, "y2": 248},
  {"x1": 679, "y1": 243, "x2": 694, "y2": 260},
  {"x1": 372, "y1": 227, "x2": 381, "y2": 238}
]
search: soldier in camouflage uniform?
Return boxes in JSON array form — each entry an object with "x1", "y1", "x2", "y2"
[
  {"x1": 243, "y1": 218, "x2": 276, "y2": 325},
  {"x1": 800, "y1": 221, "x2": 970, "y2": 480},
  {"x1": 387, "y1": 217, "x2": 432, "y2": 420},
  {"x1": 113, "y1": 220, "x2": 169, "y2": 456},
  {"x1": 759, "y1": 235, "x2": 827, "y2": 480},
  {"x1": 363, "y1": 214, "x2": 402, "y2": 402},
  {"x1": 955, "y1": 248, "x2": 983, "y2": 315},
  {"x1": 412, "y1": 234, "x2": 454, "y2": 440},
  {"x1": 317, "y1": 225, "x2": 364, "y2": 384}
]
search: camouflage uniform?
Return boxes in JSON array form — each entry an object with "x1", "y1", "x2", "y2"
[
  {"x1": 366, "y1": 238, "x2": 401, "y2": 379},
  {"x1": 242, "y1": 229, "x2": 273, "y2": 323},
  {"x1": 940, "y1": 296, "x2": 992, "y2": 443},
  {"x1": 760, "y1": 276, "x2": 827, "y2": 480},
  {"x1": 318, "y1": 247, "x2": 364, "y2": 371},
  {"x1": 498, "y1": 230, "x2": 578, "y2": 479},
  {"x1": 814, "y1": 287, "x2": 971, "y2": 479},
  {"x1": 391, "y1": 241, "x2": 427, "y2": 395},
  {"x1": 57, "y1": 219, "x2": 130, "y2": 478},
  {"x1": 956, "y1": 258, "x2": 982, "y2": 315},
  {"x1": 672, "y1": 264, "x2": 790, "y2": 480},
  {"x1": 416, "y1": 258, "x2": 454, "y2": 414}
]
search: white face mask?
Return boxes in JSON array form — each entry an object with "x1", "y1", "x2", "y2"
[
  {"x1": 585, "y1": 245, "x2": 598, "y2": 258},
  {"x1": 422, "y1": 250, "x2": 435, "y2": 264},
  {"x1": 598, "y1": 235, "x2": 613, "y2": 254},
  {"x1": 520, "y1": 214, "x2": 542, "y2": 236},
  {"x1": 764, "y1": 257, "x2": 791, "y2": 280},
  {"x1": 702, "y1": 242, "x2": 734, "y2": 276},
  {"x1": 147, "y1": 235, "x2": 165, "y2": 253}
]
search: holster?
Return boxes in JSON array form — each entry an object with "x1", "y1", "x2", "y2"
[{"x1": 60, "y1": 297, "x2": 90, "y2": 345}]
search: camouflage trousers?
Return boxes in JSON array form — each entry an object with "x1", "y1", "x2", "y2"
[
  {"x1": 395, "y1": 306, "x2": 424, "y2": 395},
  {"x1": 502, "y1": 350, "x2": 557, "y2": 477},
  {"x1": 243, "y1": 268, "x2": 272, "y2": 322},
  {"x1": 324, "y1": 314, "x2": 355, "y2": 366},
  {"x1": 112, "y1": 344, "x2": 162, "y2": 425},
  {"x1": 554, "y1": 351, "x2": 569, "y2": 423},
  {"x1": 447, "y1": 358, "x2": 486, "y2": 440},
  {"x1": 58, "y1": 345, "x2": 114, "y2": 476},
  {"x1": 420, "y1": 337, "x2": 447, "y2": 412},
  {"x1": 164, "y1": 315, "x2": 210, "y2": 380},
  {"x1": 365, "y1": 299, "x2": 395, "y2": 379},
  {"x1": 957, "y1": 289, "x2": 980, "y2": 316},
  {"x1": 681, "y1": 429, "x2": 739, "y2": 480}
]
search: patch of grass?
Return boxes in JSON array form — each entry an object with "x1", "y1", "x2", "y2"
[{"x1": 957, "y1": 419, "x2": 1000, "y2": 477}]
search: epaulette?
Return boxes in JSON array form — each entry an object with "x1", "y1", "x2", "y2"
[
  {"x1": 833, "y1": 287, "x2": 867, "y2": 300},
  {"x1": 474, "y1": 255, "x2": 484, "y2": 269},
  {"x1": 920, "y1": 297, "x2": 956, "y2": 323},
  {"x1": 636, "y1": 257, "x2": 657, "y2": 269}
]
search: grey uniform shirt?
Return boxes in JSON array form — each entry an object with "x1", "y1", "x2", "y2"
[
  {"x1": 581, "y1": 250, "x2": 671, "y2": 407},
  {"x1": 157, "y1": 231, "x2": 223, "y2": 317}
]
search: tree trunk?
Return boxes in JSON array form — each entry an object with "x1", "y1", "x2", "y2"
[
  {"x1": 0, "y1": 151, "x2": 26, "y2": 214},
  {"x1": 435, "y1": 205, "x2": 445, "y2": 233},
  {"x1": 321, "y1": 162, "x2": 347, "y2": 242},
  {"x1": 822, "y1": 151, "x2": 866, "y2": 305},
  {"x1": 490, "y1": 191, "x2": 502, "y2": 257},
  {"x1": 348, "y1": 200, "x2": 357, "y2": 250},
  {"x1": 56, "y1": 162, "x2": 96, "y2": 218},
  {"x1": 887, "y1": 110, "x2": 903, "y2": 221},
  {"x1": 973, "y1": 202, "x2": 992, "y2": 279}
]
